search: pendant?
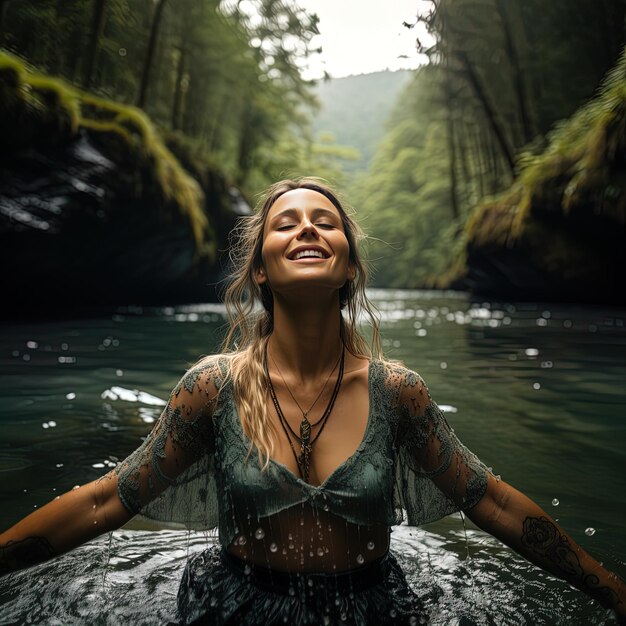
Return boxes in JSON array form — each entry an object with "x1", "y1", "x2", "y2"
[
  {"x1": 299, "y1": 417, "x2": 312, "y2": 481},
  {"x1": 300, "y1": 417, "x2": 311, "y2": 446}
]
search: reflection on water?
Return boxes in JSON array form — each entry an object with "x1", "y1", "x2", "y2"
[{"x1": 0, "y1": 291, "x2": 624, "y2": 624}]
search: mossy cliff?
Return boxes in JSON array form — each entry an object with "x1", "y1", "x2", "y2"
[
  {"x1": 0, "y1": 52, "x2": 247, "y2": 314},
  {"x1": 446, "y1": 47, "x2": 626, "y2": 304}
]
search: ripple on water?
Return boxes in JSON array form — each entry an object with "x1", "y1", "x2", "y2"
[{"x1": 0, "y1": 528, "x2": 609, "y2": 625}]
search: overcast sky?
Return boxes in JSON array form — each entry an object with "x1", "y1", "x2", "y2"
[{"x1": 296, "y1": 0, "x2": 430, "y2": 78}]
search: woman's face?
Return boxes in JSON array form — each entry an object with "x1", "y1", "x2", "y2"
[{"x1": 256, "y1": 188, "x2": 354, "y2": 298}]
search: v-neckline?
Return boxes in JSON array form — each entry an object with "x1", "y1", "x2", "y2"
[{"x1": 232, "y1": 358, "x2": 377, "y2": 490}]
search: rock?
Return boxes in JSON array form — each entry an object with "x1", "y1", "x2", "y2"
[{"x1": 0, "y1": 53, "x2": 250, "y2": 317}]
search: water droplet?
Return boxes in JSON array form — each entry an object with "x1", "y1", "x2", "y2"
[
  {"x1": 237, "y1": 535, "x2": 247, "y2": 545},
  {"x1": 309, "y1": 551, "x2": 314, "y2": 557},
  {"x1": 317, "y1": 547, "x2": 324, "y2": 556},
  {"x1": 585, "y1": 527, "x2": 596, "y2": 536},
  {"x1": 54, "y1": 496, "x2": 60, "y2": 500},
  {"x1": 254, "y1": 528, "x2": 265, "y2": 540},
  {"x1": 72, "y1": 485, "x2": 80, "y2": 490},
  {"x1": 288, "y1": 586, "x2": 296, "y2": 596},
  {"x1": 390, "y1": 609, "x2": 397, "y2": 618},
  {"x1": 288, "y1": 542, "x2": 295, "y2": 550},
  {"x1": 243, "y1": 565, "x2": 251, "y2": 575},
  {"x1": 66, "y1": 392, "x2": 76, "y2": 400},
  {"x1": 282, "y1": 548, "x2": 287, "y2": 555},
  {"x1": 116, "y1": 369, "x2": 124, "y2": 377},
  {"x1": 269, "y1": 542, "x2": 278, "y2": 553},
  {"x1": 552, "y1": 498, "x2": 559, "y2": 506},
  {"x1": 210, "y1": 596, "x2": 218, "y2": 607},
  {"x1": 367, "y1": 541, "x2": 375, "y2": 550},
  {"x1": 356, "y1": 554, "x2": 364, "y2": 564},
  {"x1": 307, "y1": 578, "x2": 314, "y2": 587},
  {"x1": 525, "y1": 348, "x2": 539, "y2": 356},
  {"x1": 323, "y1": 504, "x2": 329, "y2": 511},
  {"x1": 340, "y1": 612, "x2": 348, "y2": 622},
  {"x1": 92, "y1": 504, "x2": 96, "y2": 510},
  {"x1": 93, "y1": 520, "x2": 97, "y2": 525},
  {"x1": 532, "y1": 382, "x2": 541, "y2": 390}
]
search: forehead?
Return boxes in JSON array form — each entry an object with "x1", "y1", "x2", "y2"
[{"x1": 267, "y1": 188, "x2": 341, "y2": 220}]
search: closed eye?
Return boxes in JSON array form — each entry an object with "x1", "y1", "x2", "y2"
[
  {"x1": 276, "y1": 224, "x2": 296, "y2": 231},
  {"x1": 316, "y1": 223, "x2": 335, "y2": 229}
]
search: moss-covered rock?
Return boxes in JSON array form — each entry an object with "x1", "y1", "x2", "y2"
[
  {"x1": 0, "y1": 52, "x2": 247, "y2": 314},
  {"x1": 447, "y1": 46, "x2": 626, "y2": 303}
]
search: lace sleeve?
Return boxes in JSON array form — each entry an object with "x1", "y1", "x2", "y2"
[
  {"x1": 114, "y1": 357, "x2": 224, "y2": 529},
  {"x1": 391, "y1": 366, "x2": 490, "y2": 526}
]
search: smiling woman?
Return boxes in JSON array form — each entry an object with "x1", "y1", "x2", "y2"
[{"x1": 1, "y1": 178, "x2": 625, "y2": 625}]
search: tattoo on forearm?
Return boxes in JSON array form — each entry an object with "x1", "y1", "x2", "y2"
[
  {"x1": 521, "y1": 516, "x2": 620, "y2": 607},
  {"x1": 0, "y1": 536, "x2": 57, "y2": 574}
]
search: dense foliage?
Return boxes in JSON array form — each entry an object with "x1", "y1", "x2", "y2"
[
  {"x1": 0, "y1": 0, "x2": 334, "y2": 193},
  {"x1": 353, "y1": 0, "x2": 626, "y2": 288}
]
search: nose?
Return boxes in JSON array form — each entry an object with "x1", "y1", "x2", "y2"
[{"x1": 296, "y1": 217, "x2": 319, "y2": 240}]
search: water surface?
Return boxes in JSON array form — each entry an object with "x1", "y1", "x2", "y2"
[{"x1": 1, "y1": 291, "x2": 624, "y2": 624}]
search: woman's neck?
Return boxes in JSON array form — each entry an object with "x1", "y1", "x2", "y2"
[{"x1": 269, "y1": 292, "x2": 343, "y2": 383}]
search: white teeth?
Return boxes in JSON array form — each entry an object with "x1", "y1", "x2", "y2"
[{"x1": 293, "y1": 250, "x2": 324, "y2": 260}]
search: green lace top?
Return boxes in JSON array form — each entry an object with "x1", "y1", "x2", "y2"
[{"x1": 114, "y1": 357, "x2": 489, "y2": 561}]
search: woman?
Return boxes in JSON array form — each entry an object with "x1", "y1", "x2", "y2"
[{"x1": 1, "y1": 178, "x2": 624, "y2": 625}]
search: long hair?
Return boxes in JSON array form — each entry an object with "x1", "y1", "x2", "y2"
[{"x1": 200, "y1": 177, "x2": 381, "y2": 470}]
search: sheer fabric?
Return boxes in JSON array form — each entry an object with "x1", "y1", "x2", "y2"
[{"x1": 114, "y1": 358, "x2": 490, "y2": 572}]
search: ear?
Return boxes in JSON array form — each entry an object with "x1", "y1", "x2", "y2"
[
  {"x1": 347, "y1": 263, "x2": 356, "y2": 281},
  {"x1": 255, "y1": 266, "x2": 267, "y2": 285}
]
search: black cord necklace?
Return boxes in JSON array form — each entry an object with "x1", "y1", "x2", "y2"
[{"x1": 264, "y1": 345, "x2": 345, "y2": 483}]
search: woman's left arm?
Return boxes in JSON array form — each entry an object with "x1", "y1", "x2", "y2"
[{"x1": 466, "y1": 475, "x2": 626, "y2": 622}]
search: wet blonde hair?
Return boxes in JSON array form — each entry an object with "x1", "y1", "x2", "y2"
[{"x1": 204, "y1": 177, "x2": 381, "y2": 469}]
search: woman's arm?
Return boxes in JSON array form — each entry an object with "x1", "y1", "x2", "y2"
[
  {"x1": 393, "y1": 367, "x2": 626, "y2": 621},
  {"x1": 0, "y1": 357, "x2": 222, "y2": 576},
  {"x1": 466, "y1": 475, "x2": 626, "y2": 621},
  {"x1": 0, "y1": 472, "x2": 130, "y2": 574}
]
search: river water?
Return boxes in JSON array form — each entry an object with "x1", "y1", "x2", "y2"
[{"x1": 0, "y1": 290, "x2": 624, "y2": 625}]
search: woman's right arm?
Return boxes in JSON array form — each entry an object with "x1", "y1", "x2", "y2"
[
  {"x1": 0, "y1": 357, "x2": 222, "y2": 575},
  {"x1": 0, "y1": 472, "x2": 130, "y2": 574}
]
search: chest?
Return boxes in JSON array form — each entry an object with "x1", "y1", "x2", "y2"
[{"x1": 266, "y1": 373, "x2": 371, "y2": 486}]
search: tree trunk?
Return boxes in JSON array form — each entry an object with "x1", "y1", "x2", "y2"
[
  {"x1": 495, "y1": 0, "x2": 535, "y2": 145},
  {"x1": 454, "y1": 50, "x2": 516, "y2": 177},
  {"x1": 137, "y1": 0, "x2": 168, "y2": 109},
  {"x1": 444, "y1": 70, "x2": 460, "y2": 220},
  {"x1": 0, "y1": 0, "x2": 11, "y2": 46},
  {"x1": 171, "y1": 47, "x2": 186, "y2": 130},
  {"x1": 83, "y1": 0, "x2": 107, "y2": 89}
]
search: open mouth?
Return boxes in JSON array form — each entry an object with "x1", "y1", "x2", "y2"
[{"x1": 288, "y1": 247, "x2": 330, "y2": 260}]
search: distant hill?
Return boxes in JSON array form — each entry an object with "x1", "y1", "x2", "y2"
[{"x1": 311, "y1": 69, "x2": 414, "y2": 174}]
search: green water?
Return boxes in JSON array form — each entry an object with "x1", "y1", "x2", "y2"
[{"x1": 1, "y1": 290, "x2": 624, "y2": 624}]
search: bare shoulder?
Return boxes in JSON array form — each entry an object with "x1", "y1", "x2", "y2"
[{"x1": 343, "y1": 353, "x2": 371, "y2": 383}]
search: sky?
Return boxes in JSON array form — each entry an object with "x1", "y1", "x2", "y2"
[{"x1": 296, "y1": 0, "x2": 431, "y2": 79}]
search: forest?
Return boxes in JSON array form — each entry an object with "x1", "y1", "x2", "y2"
[{"x1": 1, "y1": 0, "x2": 626, "y2": 306}]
